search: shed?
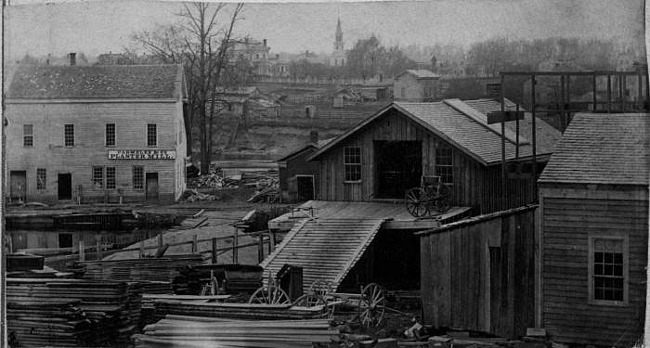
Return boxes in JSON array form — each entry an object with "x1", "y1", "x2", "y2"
[
  {"x1": 537, "y1": 113, "x2": 649, "y2": 347},
  {"x1": 309, "y1": 98, "x2": 561, "y2": 214},
  {"x1": 277, "y1": 137, "x2": 334, "y2": 203}
]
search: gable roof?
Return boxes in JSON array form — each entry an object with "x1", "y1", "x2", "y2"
[
  {"x1": 397, "y1": 69, "x2": 440, "y2": 79},
  {"x1": 538, "y1": 113, "x2": 649, "y2": 186},
  {"x1": 7, "y1": 64, "x2": 184, "y2": 100},
  {"x1": 277, "y1": 137, "x2": 336, "y2": 162},
  {"x1": 309, "y1": 99, "x2": 561, "y2": 166}
]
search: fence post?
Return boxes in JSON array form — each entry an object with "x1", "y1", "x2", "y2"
[
  {"x1": 79, "y1": 240, "x2": 85, "y2": 262},
  {"x1": 212, "y1": 238, "x2": 217, "y2": 264}
]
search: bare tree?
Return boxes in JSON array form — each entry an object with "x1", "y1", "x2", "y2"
[{"x1": 131, "y1": 2, "x2": 244, "y2": 174}]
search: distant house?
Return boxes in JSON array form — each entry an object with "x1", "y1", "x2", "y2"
[
  {"x1": 212, "y1": 87, "x2": 279, "y2": 118},
  {"x1": 537, "y1": 113, "x2": 649, "y2": 347},
  {"x1": 309, "y1": 98, "x2": 561, "y2": 214},
  {"x1": 5, "y1": 63, "x2": 188, "y2": 204},
  {"x1": 277, "y1": 132, "x2": 334, "y2": 203},
  {"x1": 394, "y1": 69, "x2": 440, "y2": 102},
  {"x1": 227, "y1": 37, "x2": 272, "y2": 77}
]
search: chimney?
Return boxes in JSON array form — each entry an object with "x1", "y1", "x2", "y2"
[
  {"x1": 309, "y1": 130, "x2": 319, "y2": 144},
  {"x1": 263, "y1": 39, "x2": 267, "y2": 47},
  {"x1": 68, "y1": 52, "x2": 76, "y2": 66}
]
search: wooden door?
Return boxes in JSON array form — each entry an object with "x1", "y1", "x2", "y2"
[
  {"x1": 146, "y1": 173, "x2": 159, "y2": 201},
  {"x1": 296, "y1": 176, "x2": 315, "y2": 201},
  {"x1": 58, "y1": 173, "x2": 72, "y2": 200},
  {"x1": 10, "y1": 171, "x2": 26, "y2": 203}
]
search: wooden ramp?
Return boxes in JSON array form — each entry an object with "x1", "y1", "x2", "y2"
[{"x1": 260, "y1": 218, "x2": 385, "y2": 292}]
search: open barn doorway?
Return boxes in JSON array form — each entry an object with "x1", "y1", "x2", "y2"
[{"x1": 374, "y1": 141, "x2": 422, "y2": 199}]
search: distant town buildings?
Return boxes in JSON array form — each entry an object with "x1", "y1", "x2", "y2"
[
  {"x1": 330, "y1": 17, "x2": 347, "y2": 67},
  {"x1": 393, "y1": 69, "x2": 440, "y2": 102}
]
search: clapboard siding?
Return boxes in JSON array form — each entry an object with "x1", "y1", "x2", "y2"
[
  {"x1": 318, "y1": 109, "x2": 534, "y2": 213},
  {"x1": 419, "y1": 206, "x2": 536, "y2": 338},
  {"x1": 6, "y1": 102, "x2": 186, "y2": 203},
  {"x1": 540, "y1": 187, "x2": 649, "y2": 347}
]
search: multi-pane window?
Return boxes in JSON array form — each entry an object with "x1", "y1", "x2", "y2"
[
  {"x1": 64, "y1": 124, "x2": 74, "y2": 147},
  {"x1": 591, "y1": 237, "x2": 626, "y2": 302},
  {"x1": 92, "y1": 166, "x2": 104, "y2": 187},
  {"x1": 106, "y1": 124, "x2": 116, "y2": 147},
  {"x1": 133, "y1": 166, "x2": 144, "y2": 190},
  {"x1": 106, "y1": 167, "x2": 116, "y2": 189},
  {"x1": 436, "y1": 144, "x2": 453, "y2": 184},
  {"x1": 23, "y1": 124, "x2": 33, "y2": 147},
  {"x1": 36, "y1": 168, "x2": 46, "y2": 190},
  {"x1": 147, "y1": 124, "x2": 157, "y2": 147},
  {"x1": 344, "y1": 147, "x2": 362, "y2": 182}
]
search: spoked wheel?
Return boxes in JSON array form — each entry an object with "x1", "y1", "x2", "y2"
[
  {"x1": 405, "y1": 188, "x2": 429, "y2": 217},
  {"x1": 309, "y1": 280, "x2": 334, "y2": 297},
  {"x1": 293, "y1": 293, "x2": 327, "y2": 307},
  {"x1": 248, "y1": 285, "x2": 291, "y2": 304},
  {"x1": 358, "y1": 283, "x2": 386, "y2": 328}
]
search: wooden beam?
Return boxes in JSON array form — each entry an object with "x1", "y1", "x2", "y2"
[{"x1": 486, "y1": 111, "x2": 525, "y2": 124}]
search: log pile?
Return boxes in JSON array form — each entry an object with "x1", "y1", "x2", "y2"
[
  {"x1": 6, "y1": 278, "x2": 143, "y2": 347},
  {"x1": 133, "y1": 316, "x2": 338, "y2": 348}
]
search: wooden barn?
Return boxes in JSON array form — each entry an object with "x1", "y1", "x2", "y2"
[
  {"x1": 277, "y1": 132, "x2": 333, "y2": 203},
  {"x1": 537, "y1": 113, "x2": 649, "y2": 347},
  {"x1": 417, "y1": 205, "x2": 537, "y2": 339},
  {"x1": 309, "y1": 98, "x2": 561, "y2": 214}
]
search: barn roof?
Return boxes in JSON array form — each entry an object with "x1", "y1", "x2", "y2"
[
  {"x1": 310, "y1": 99, "x2": 561, "y2": 166},
  {"x1": 277, "y1": 137, "x2": 335, "y2": 162},
  {"x1": 538, "y1": 113, "x2": 650, "y2": 186},
  {"x1": 7, "y1": 64, "x2": 185, "y2": 100}
]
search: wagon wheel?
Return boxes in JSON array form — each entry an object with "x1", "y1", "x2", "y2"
[
  {"x1": 358, "y1": 283, "x2": 386, "y2": 328},
  {"x1": 435, "y1": 185, "x2": 451, "y2": 213},
  {"x1": 309, "y1": 279, "x2": 334, "y2": 297},
  {"x1": 248, "y1": 285, "x2": 291, "y2": 304},
  {"x1": 294, "y1": 293, "x2": 334, "y2": 319},
  {"x1": 405, "y1": 188, "x2": 429, "y2": 217}
]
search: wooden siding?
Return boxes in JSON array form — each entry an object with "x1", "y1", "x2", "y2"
[
  {"x1": 279, "y1": 148, "x2": 320, "y2": 198},
  {"x1": 540, "y1": 186, "x2": 648, "y2": 347},
  {"x1": 318, "y1": 109, "x2": 534, "y2": 214},
  {"x1": 419, "y1": 206, "x2": 536, "y2": 339},
  {"x1": 6, "y1": 102, "x2": 186, "y2": 203}
]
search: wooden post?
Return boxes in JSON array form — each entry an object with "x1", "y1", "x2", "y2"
[
  {"x1": 211, "y1": 238, "x2": 217, "y2": 264},
  {"x1": 192, "y1": 235, "x2": 198, "y2": 254},
  {"x1": 6, "y1": 234, "x2": 13, "y2": 254},
  {"x1": 258, "y1": 234, "x2": 264, "y2": 263},
  {"x1": 269, "y1": 230, "x2": 277, "y2": 253},
  {"x1": 139, "y1": 239, "x2": 145, "y2": 258},
  {"x1": 232, "y1": 228, "x2": 239, "y2": 264},
  {"x1": 158, "y1": 232, "x2": 163, "y2": 249},
  {"x1": 267, "y1": 230, "x2": 273, "y2": 254},
  {"x1": 500, "y1": 73, "x2": 507, "y2": 210},
  {"x1": 79, "y1": 241, "x2": 85, "y2": 262},
  {"x1": 96, "y1": 236, "x2": 102, "y2": 260}
]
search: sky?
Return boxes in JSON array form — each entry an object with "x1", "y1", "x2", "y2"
[{"x1": 4, "y1": 0, "x2": 646, "y2": 61}]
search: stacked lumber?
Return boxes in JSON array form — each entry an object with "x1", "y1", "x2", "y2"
[
  {"x1": 152, "y1": 299, "x2": 330, "y2": 322},
  {"x1": 6, "y1": 278, "x2": 143, "y2": 347},
  {"x1": 134, "y1": 316, "x2": 338, "y2": 348},
  {"x1": 74, "y1": 254, "x2": 205, "y2": 290}
]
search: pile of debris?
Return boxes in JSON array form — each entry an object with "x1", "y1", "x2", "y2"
[{"x1": 178, "y1": 189, "x2": 221, "y2": 203}]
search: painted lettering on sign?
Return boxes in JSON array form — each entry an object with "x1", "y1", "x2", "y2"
[{"x1": 108, "y1": 150, "x2": 176, "y2": 160}]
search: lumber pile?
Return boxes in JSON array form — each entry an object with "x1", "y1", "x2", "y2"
[
  {"x1": 73, "y1": 254, "x2": 205, "y2": 291},
  {"x1": 6, "y1": 278, "x2": 143, "y2": 347},
  {"x1": 133, "y1": 316, "x2": 338, "y2": 348},
  {"x1": 150, "y1": 299, "x2": 330, "y2": 323}
]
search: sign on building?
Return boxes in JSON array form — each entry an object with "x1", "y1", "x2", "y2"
[{"x1": 108, "y1": 150, "x2": 176, "y2": 160}]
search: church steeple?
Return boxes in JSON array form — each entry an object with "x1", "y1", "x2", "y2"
[{"x1": 335, "y1": 17, "x2": 343, "y2": 51}]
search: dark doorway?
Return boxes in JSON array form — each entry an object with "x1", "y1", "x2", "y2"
[
  {"x1": 58, "y1": 173, "x2": 72, "y2": 200},
  {"x1": 296, "y1": 175, "x2": 315, "y2": 201},
  {"x1": 58, "y1": 233, "x2": 73, "y2": 249},
  {"x1": 374, "y1": 141, "x2": 422, "y2": 199},
  {"x1": 10, "y1": 171, "x2": 27, "y2": 203},
  {"x1": 146, "y1": 173, "x2": 159, "y2": 201}
]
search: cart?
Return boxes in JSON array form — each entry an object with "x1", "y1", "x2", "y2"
[{"x1": 404, "y1": 175, "x2": 452, "y2": 217}]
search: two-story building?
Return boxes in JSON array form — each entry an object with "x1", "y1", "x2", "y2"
[
  {"x1": 394, "y1": 69, "x2": 440, "y2": 102},
  {"x1": 6, "y1": 63, "x2": 188, "y2": 204}
]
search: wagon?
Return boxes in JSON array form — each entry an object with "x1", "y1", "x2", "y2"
[{"x1": 404, "y1": 175, "x2": 452, "y2": 217}]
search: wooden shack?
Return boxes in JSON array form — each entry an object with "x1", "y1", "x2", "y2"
[
  {"x1": 537, "y1": 113, "x2": 649, "y2": 347},
  {"x1": 309, "y1": 98, "x2": 561, "y2": 214},
  {"x1": 417, "y1": 205, "x2": 537, "y2": 339}
]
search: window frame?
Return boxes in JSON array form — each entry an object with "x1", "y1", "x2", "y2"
[
  {"x1": 106, "y1": 167, "x2": 116, "y2": 190},
  {"x1": 133, "y1": 166, "x2": 144, "y2": 190},
  {"x1": 588, "y1": 234, "x2": 629, "y2": 306},
  {"x1": 343, "y1": 146, "x2": 362, "y2": 183},
  {"x1": 435, "y1": 143, "x2": 454, "y2": 184},
  {"x1": 64, "y1": 124, "x2": 74, "y2": 147},
  {"x1": 92, "y1": 166, "x2": 104, "y2": 188},
  {"x1": 147, "y1": 123, "x2": 157, "y2": 147},
  {"x1": 23, "y1": 124, "x2": 34, "y2": 147},
  {"x1": 105, "y1": 123, "x2": 116, "y2": 147},
  {"x1": 36, "y1": 168, "x2": 46, "y2": 190}
]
